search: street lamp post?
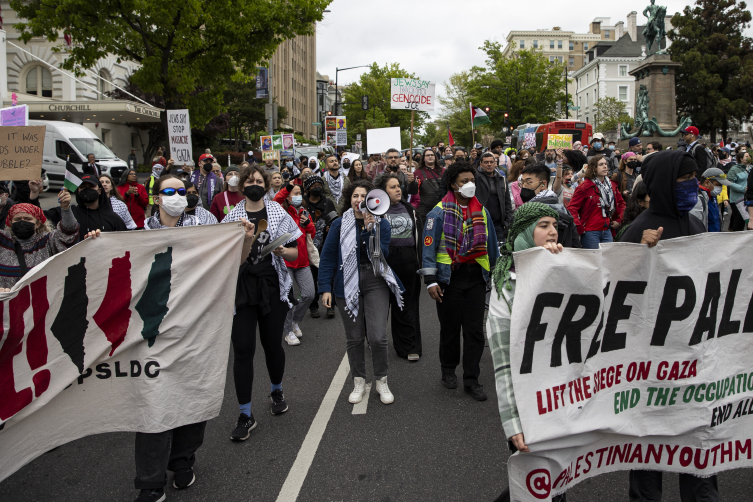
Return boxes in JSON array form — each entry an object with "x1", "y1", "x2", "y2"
[{"x1": 334, "y1": 65, "x2": 370, "y2": 116}]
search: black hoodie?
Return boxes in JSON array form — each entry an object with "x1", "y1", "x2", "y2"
[
  {"x1": 45, "y1": 179, "x2": 127, "y2": 240},
  {"x1": 620, "y1": 150, "x2": 705, "y2": 243}
]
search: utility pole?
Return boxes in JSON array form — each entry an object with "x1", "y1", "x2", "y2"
[
  {"x1": 268, "y1": 75, "x2": 274, "y2": 135},
  {"x1": 565, "y1": 64, "x2": 569, "y2": 119}
]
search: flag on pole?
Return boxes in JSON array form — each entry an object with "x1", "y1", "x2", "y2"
[
  {"x1": 64, "y1": 33, "x2": 72, "y2": 47},
  {"x1": 448, "y1": 127, "x2": 455, "y2": 147},
  {"x1": 719, "y1": 140, "x2": 725, "y2": 148},
  {"x1": 469, "y1": 103, "x2": 491, "y2": 128},
  {"x1": 64, "y1": 160, "x2": 83, "y2": 192}
]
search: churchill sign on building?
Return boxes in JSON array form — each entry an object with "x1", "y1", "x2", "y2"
[
  {"x1": 390, "y1": 78, "x2": 436, "y2": 112},
  {"x1": 503, "y1": 233, "x2": 753, "y2": 501}
]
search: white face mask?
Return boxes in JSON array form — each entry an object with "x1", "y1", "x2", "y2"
[
  {"x1": 711, "y1": 186, "x2": 722, "y2": 197},
  {"x1": 456, "y1": 181, "x2": 476, "y2": 198},
  {"x1": 227, "y1": 175, "x2": 239, "y2": 187},
  {"x1": 160, "y1": 194, "x2": 188, "y2": 217}
]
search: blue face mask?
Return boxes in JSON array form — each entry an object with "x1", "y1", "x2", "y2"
[
  {"x1": 675, "y1": 178, "x2": 699, "y2": 216},
  {"x1": 594, "y1": 142, "x2": 602, "y2": 150},
  {"x1": 286, "y1": 161, "x2": 293, "y2": 168},
  {"x1": 608, "y1": 145, "x2": 615, "y2": 150},
  {"x1": 291, "y1": 195, "x2": 303, "y2": 207}
]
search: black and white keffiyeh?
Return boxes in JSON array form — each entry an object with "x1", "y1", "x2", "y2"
[
  {"x1": 144, "y1": 211, "x2": 200, "y2": 229},
  {"x1": 110, "y1": 197, "x2": 137, "y2": 229},
  {"x1": 324, "y1": 170, "x2": 344, "y2": 204},
  {"x1": 593, "y1": 178, "x2": 615, "y2": 218},
  {"x1": 339, "y1": 209, "x2": 403, "y2": 319},
  {"x1": 223, "y1": 198, "x2": 302, "y2": 306},
  {"x1": 192, "y1": 206, "x2": 218, "y2": 225}
]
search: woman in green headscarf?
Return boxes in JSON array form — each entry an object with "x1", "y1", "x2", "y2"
[{"x1": 487, "y1": 202, "x2": 563, "y2": 456}]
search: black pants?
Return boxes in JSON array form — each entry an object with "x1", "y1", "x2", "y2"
[
  {"x1": 436, "y1": 262, "x2": 486, "y2": 386},
  {"x1": 309, "y1": 265, "x2": 320, "y2": 311},
  {"x1": 629, "y1": 470, "x2": 718, "y2": 502},
  {"x1": 134, "y1": 421, "x2": 207, "y2": 490},
  {"x1": 231, "y1": 294, "x2": 289, "y2": 405},
  {"x1": 387, "y1": 246, "x2": 422, "y2": 357}
]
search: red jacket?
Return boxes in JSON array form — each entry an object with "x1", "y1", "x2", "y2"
[
  {"x1": 274, "y1": 186, "x2": 315, "y2": 269},
  {"x1": 567, "y1": 178, "x2": 625, "y2": 235},
  {"x1": 117, "y1": 183, "x2": 149, "y2": 228}
]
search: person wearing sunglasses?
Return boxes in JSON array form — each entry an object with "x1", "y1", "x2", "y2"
[
  {"x1": 134, "y1": 173, "x2": 256, "y2": 502},
  {"x1": 221, "y1": 165, "x2": 302, "y2": 441}
]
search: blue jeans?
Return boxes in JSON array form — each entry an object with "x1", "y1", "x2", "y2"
[{"x1": 581, "y1": 229, "x2": 613, "y2": 249}]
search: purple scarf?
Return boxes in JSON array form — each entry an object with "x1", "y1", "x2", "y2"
[{"x1": 190, "y1": 169, "x2": 218, "y2": 207}]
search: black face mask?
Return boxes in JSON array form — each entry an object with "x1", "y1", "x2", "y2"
[
  {"x1": 343, "y1": 162, "x2": 350, "y2": 169},
  {"x1": 243, "y1": 185, "x2": 266, "y2": 202},
  {"x1": 79, "y1": 188, "x2": 99, "y2": 203},
  {"x1": 186, "y1": 194, "x2": 200, "y2": 209},
  {"x1": 12, "y1": 220, "x2": 36, "y2": 239},
  {"x1": 627, "y1": 162, "x2": 638, "y2": 169},
  {"x1": 310, "y1": 187, "x2": 323, "y2": 197},
  {"x1": 520, "y1": 186, "x2": 538, "y2": 203}
]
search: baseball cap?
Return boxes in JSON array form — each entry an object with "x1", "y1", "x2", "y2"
[
  {"x1": 198, "y1": 153, "x2": 214, "y2": 163},
  {"x1": 593, "y1": 132, "x2": 606, "y2": 141},
  {"x1": 680, "y1": 126, "x2": 700, "y2": 137},
  {"x1": 79, "y1": 174, "x2": 99, "y2": 186},
  {"x1": 629, "y1": 137, "x2": 642, "y2": 147},
  {"x1": 702, "y1": 167, "x2": 733, "y2": 186},
  {"x1": 474, "y1": 143, "x2": 483, "y2": 149}
]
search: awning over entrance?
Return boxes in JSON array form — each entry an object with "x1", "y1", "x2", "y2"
[{"x1": 2, "y1": 99, "x2": 163, "y2": 123}]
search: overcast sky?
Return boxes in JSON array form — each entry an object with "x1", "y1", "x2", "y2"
[{"x1": 316, "y1": 0, "x2": 747, "y2": 119}]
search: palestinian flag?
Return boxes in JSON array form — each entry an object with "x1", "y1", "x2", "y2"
[
  {"x1": 64, "y1": 161, "x2": 82, "y2": 192},
  {"x1": 470, "y1": 103, "x2": 491, "y2": 128}
]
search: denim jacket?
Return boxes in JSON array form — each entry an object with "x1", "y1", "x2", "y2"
[{"x1": 420, "y1": 202, "x2": 499, "y2": 286}]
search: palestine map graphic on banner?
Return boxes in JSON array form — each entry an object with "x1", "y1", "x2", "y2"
[
  {"x1": 0, "y1": 224, "x2": 244, "y2": 482},
  {"x1": 502, "y1": 233, "x2": 753, "y2": 501}
]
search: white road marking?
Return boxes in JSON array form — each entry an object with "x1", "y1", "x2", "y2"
[
  {"x1": 351, "y1": 383, "x2": 372, "y2": 415},
  {"x1": 276, "y1": 353, "x2": 349, "y2": 502}
]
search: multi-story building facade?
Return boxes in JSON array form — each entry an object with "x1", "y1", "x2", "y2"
[{"x1": 268, "y1": 34, "x2": 317, "y2": 140}]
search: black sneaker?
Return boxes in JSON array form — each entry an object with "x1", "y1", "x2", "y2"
[
  {"x1": 465, "y1": 383, "x2": 488, "y2": 401},
  {"x1": 442, "y1": 373, "x2": 458, "y2": 389},
  {"x1": 172, "y1": 468, "x2": 195, "y2": 489},
  {"x1": 270, "y1": 389, "x2": 289, "y2": 415},
  {"x1": 134, "y1": 488, "x2": 166, "y2": 502},
  {"x1": 230, "y1": 412, "x2": 256, "y2": 441},
  {"x1": 326, "y1": 307, "x2": 335, "y2": 318},
  {"x1": 310, "y1": 308, "x2": 320, "y2": 318}
]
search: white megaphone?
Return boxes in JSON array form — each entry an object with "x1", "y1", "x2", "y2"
[{"x1": 358, "y1": 189, "x2": 390, "y2": 216}]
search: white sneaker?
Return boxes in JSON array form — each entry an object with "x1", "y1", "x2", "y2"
[
  {"x1": 292, "y1": 322, "x2": 302, "y2": 338},
  {"x1": 375, "y1": 376, "x2": 394, "y2": 405},
  {"x1": 348, "y1": 377, "x2": 366, "y2": 404},
  {"x1": 284, "y1": 332, "x2": 300, "y2": 346}
]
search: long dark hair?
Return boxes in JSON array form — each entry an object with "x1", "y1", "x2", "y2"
[
  {"x1": 339, "y1": 179, "x2": 373, "y2": 215},
  {"x1": 621, "y1": 181, "x2": 648, "y2": 227},
  {"x1": 99, "y1": 174, "x2": 124, "y2": 201},
  {"x1": 347, "y1": 159, "x2": 369, "y2": 183},
  {"x1": 118, "y1": 168, "x2": 137, "y2": 187},
  {"x1": 419, "y1": 148, "x2": 439, "y2": 171}
]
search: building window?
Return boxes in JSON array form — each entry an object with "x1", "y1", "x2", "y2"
[
  {"x1": 586, "y1": 94, "x2": 589, "y2": 107},
  {"x1": 101, "y1": 129, "x2": 112, "y2": 147},
  {"x1": 586, "y1": 74, "x2": 589, "y2": 84},
  {"x1": 558, "y1": 40, "x2": 563, "y2": 49},
  {"x1": 619, "y1": 86, "x2": 628, "y2": 101},
  {"x1": 605, "y1": 30, "x2": 610, "y2": 39},
  {"x1": 619, "y1": 65, "x2": 628, "y2": 77},
  {"x1": 586, "y1": 116, "x2": 589, "y2": 123},
  {"x1": 550, "y1": 40, "x2": 555, "y2": 49},
  {"x1": 533, "y1": 40, "x2": 538, "y2": 49},
  {"x1": 579, "y1": 96, "x2": 582, "y2": 108},
  {"x1": 569, "y1": 56, "x2": 574, "y2": 66},
  {"x1": 558, "y1": 56, "x2": 563, "y2": 63},
  {"x1": 25, "y1": 66, "x2": 53, "y2": 97},
  {"x1": 549, "y1": 56, "x2": 555, "y2": 63},
  {"x1": 98, "y1": 69, "x2": 111, "y2": 100},
  {"x1": 519, "y1": 40, "x2": 525, "y2": 49},
  {"x1": 570, "y1": 41, "x2": 574, "y2": 51},
  {"x1": 584, "y1": 42, "x2": 589, "y2": 51}
]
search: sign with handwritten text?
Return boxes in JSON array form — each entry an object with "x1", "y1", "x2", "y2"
[{"x1": 0, "y1": 126, "x2": 45, "y2": 181}]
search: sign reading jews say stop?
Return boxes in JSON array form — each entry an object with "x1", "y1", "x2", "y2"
[
  {"x1": 390, "y1": 78, "x2": 436, "y2": 112},
  {"x1": 167, "y1": 109, "x2": 193, "y2": 165}
]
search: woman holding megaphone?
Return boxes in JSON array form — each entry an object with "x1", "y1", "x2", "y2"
[
  {"x1": 318, "y1": 179, "x2": 404, "y2": 405},
  {"x1": 376, "y1": 173, "x2": 422, "y2": 361}
]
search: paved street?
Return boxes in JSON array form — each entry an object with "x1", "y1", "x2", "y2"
[{"x1": 1, "y1": 288, "x2": 752, "y2": 501}]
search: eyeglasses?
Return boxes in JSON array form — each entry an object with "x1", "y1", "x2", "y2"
[
  {"x1": 386, "y1": 156, "x2": 399, "y2": 160},
  {"x1": 159, "y1": 188, "x2": 187, "y2": 196},
  {"x1": 424, "y1": 153, "x2": 435, "y2": 157}
]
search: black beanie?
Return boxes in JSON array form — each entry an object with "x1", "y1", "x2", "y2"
[{"x1": 676, "y1": 156, "x2": 697, "y2": 179}]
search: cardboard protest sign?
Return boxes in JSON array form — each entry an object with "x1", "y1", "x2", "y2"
[
  {"x1": 0, "y1": 126, "x2": 45, "y2": 181},
  {"x1": 0, "y1": 224, "x2": 244, "y2": 482},
  {"x1": 262, "y1": 151, "x2": 279, "y2": 161},
  {"x1": 546, "y1": 134, "x2": 572, "y2": 149},
  {"x1": 272, "y1": 135, "x2": 283, "y2": 150},
  {"x1": 261, "y1": 136, "x2": 273, "y2": 152},
  {"x1": 166, "y1": 110, "x2": 193, "y2": 165},
  {"x1": 325, "y1": 117, "x2": 337, "y2": 132},
  {"x1": 498, "y1": 233, "x2": 753, "y2": 501},
  {"x1": 366, "y1": 127, "x2": 401, "y2": 154},
  {"x1": 336, "y1": 117, "x2": 346, "y2": 130},
  {"x1": 326, "y1": 131, "x2": 337, "y2": 147},
  {"x1": 0, "y1": 105, "x2": 28, "y2": 126},
  {"x1": 282, "y1": 134, "x2": 294, "y2": 150},
  {"x1": 390, "y1": 78, "x2": 436, "y2": 112}
]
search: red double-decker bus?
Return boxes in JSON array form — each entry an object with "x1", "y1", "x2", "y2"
[{"x1": 532, "y1": 120, "x2": 593, "y2": 152}]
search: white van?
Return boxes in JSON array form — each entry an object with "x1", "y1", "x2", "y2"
[{"x1": 28, "y1": 120, "x2": 129, "y2": 187}]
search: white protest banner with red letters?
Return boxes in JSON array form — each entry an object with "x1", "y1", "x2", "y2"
[
  {"x1": 505, "y1": 233, "x2": 753, "y2": 501},
  {"x1": 390, "y1": 78, "x2": 436, "y2": 112},
  {"x1": 0, "y1": 224, "x2": 244, "y2": 482}
]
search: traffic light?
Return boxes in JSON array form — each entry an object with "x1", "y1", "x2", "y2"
[
  {"x1": 362, "y1": 95, "x2": 369, "y2": 111},
  {"x1": 326, "y1": 110, "x2": 332, "y2": 116},
  {"x1": 504, "y1": 112, "x2": 509, "y2": 124},
  {"x1": 484, "y1": 106, "x2": 491, "y2": 113}
]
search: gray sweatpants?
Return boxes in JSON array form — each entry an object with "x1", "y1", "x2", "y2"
[
  {"x1": 337, "y1": 264, "x2": 390, "y2": 379},
  {"x1": 284, "y1": 266, "x2": 315, "y2": 334}
]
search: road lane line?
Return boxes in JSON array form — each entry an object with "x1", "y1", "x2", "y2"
[
  {"x1": 276, "y1": 353, "x2": 349, "y2": 502},
  {"x1": 351, "y1": 383, "x2": 372, "y2": 415}
]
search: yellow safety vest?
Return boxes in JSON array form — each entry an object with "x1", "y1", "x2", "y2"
[
  {"x1": 434, "y1": 202, "x2": 490, "y2": 271},
  {"x1": 145, "y1": 176, "x2": 156, "y2": 205}
]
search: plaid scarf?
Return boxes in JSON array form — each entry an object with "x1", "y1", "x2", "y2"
[{"x1": 441, "y1": 190, "x2": 487, "y2": 265}]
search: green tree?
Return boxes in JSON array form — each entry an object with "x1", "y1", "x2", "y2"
[
  {"x1": 417, "y1": 121, "x2": 440, "y2": 146},
  {"x1": 592, "y1": 97, "x2": 632, "y2": 132},
  {"x1": 468, "y1": 43, "x2": 568, "y2": 135},
  {"x1": 669, "y1": 0, "x2": 753, "y2": 142},
  {"x1": 11, "y1": 0, "x2": 331, "y2": 138},
  {"x1": 341, "y1": 63, "x2": 430, "y2": 151}
]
